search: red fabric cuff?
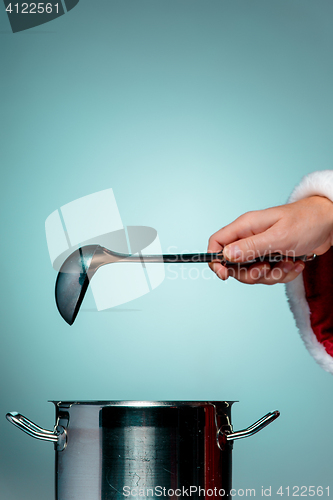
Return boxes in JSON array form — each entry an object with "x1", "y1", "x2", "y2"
[{"x1": 303, "y1": 248, "x2": 333, "y2": 358}]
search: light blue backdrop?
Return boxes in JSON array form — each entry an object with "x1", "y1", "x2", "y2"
[{"x1": 1, "y1": 1, "x2": 333, "y2": 498}]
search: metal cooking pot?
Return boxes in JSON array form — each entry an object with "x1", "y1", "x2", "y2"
[{"x1": 6, "y1": 401, "x2": 279, "y2": 500}]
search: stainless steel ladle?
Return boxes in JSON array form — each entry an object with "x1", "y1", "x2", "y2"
[{"x1": 55, "y1": 245, "x2": 313, "y2": 325}]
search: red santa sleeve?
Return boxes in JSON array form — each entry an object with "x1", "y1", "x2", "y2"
[{"x1": 285, "y1": 170, "x2": 333, "y2": 374}]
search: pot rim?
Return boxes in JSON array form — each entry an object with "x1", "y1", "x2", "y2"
[{"x1": 50, "y1": 400, "x2": 238, "y2": 408}]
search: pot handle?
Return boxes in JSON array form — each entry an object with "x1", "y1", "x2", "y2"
[
  {"x1": 6, "y1": 412, "x2": 67, "y2": 451},
  {"x1": 218, "y1": 410, "x2": 280, "y2": 449}
]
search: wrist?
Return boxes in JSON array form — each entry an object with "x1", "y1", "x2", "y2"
[{"x1": 309, "y1": 195, "x2": 333, "y2": 247}]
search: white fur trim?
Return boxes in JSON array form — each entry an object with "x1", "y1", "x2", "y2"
[
  {"x1": 286, "y1": 170, "x2": 333, "y2": 373},
  {"x1": 289, "y1": 170, "x2": 333, "y2": 204},
  {"x1": 286, "y1": 277, "x2": 333, "y2": 374}
]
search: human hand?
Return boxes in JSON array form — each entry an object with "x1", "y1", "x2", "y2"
[{"x1": 208, "y1": 196, "x2": 333, "y2": 284}]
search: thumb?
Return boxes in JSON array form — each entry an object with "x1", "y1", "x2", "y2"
[{"x1": 224, "y1": 231, "x2": 276, "y2": 262}]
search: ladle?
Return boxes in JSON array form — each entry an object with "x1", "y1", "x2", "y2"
[{"x1": 55, "y1": 245, "x2": 312, "y2": 325}]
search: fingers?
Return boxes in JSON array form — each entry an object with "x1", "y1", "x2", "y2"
[
  {"x1": 208, "y1": 209, "x2": 285, "y2": 264},
  {"x1": 208, "y1": 258, "x2": 305, "y2": 284},
  {"x1": 209, "y1": 224, "x2": 288, "y2": 265},
  {"x1": 224, "y1": 226, "x2": 283, "y2": 262},
  {"x1": 208, "y1": 261, "x2": 229, "y2": 281},
  {"x1": 207, "y1": 205, "x2": 309, "y2": 282},
  {"x1": 228, "y1": 260, "x2": 305, "y2": 285},
  {"x1": 208, "y1": 209, "x2": 281, "y2": 254},
  {"x1": 207, "y1": 208, "x2": 282, "y2": 280}
]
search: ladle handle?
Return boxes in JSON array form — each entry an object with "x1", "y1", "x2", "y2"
[
  {"x1": 162, "y1": 253, "x2": 223, "y2": 263},
  {"x1": 153, "y1": 252, "x2": 314, "y2": 265}
]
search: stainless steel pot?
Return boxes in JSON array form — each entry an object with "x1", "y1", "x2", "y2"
[{"x1": 6, "y1": 401, "x2": 279, "y2": 500}]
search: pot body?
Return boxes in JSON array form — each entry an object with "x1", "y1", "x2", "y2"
[
  {"x1": 54, "y1": 401, "x2": 234, "y2": 500},
  {"x1": 7, "y1": 401, "x2": 279, "y2": 500}
]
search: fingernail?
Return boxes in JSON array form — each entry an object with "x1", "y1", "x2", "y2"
[
  {"x1": 295, "y1": 263, "x2": 305, "y2": 273},
  {"x1": 283, "y1": 262, "x2": 294, "y2": 273},
  {"x1": 259, "y1": 268, "x2": 266, "y2": 278},
  {"x1": 225, "y1": 244, "x2": 242, "y2": 260},
  {"x1": 217, "y1": 269, "x2": 229, "y2": 281}
]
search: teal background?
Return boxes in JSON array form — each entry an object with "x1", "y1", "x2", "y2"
[{"x1": 1, "y1": 0, "x2": 333, "y2": 498}]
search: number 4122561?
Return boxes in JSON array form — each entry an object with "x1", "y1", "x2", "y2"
[
  {"x1": 6, "y1": 3, "x2": 59, "y2": 14},
  {"x1": 276, "y1": 486, "x2": 330, "y2": 496}
]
